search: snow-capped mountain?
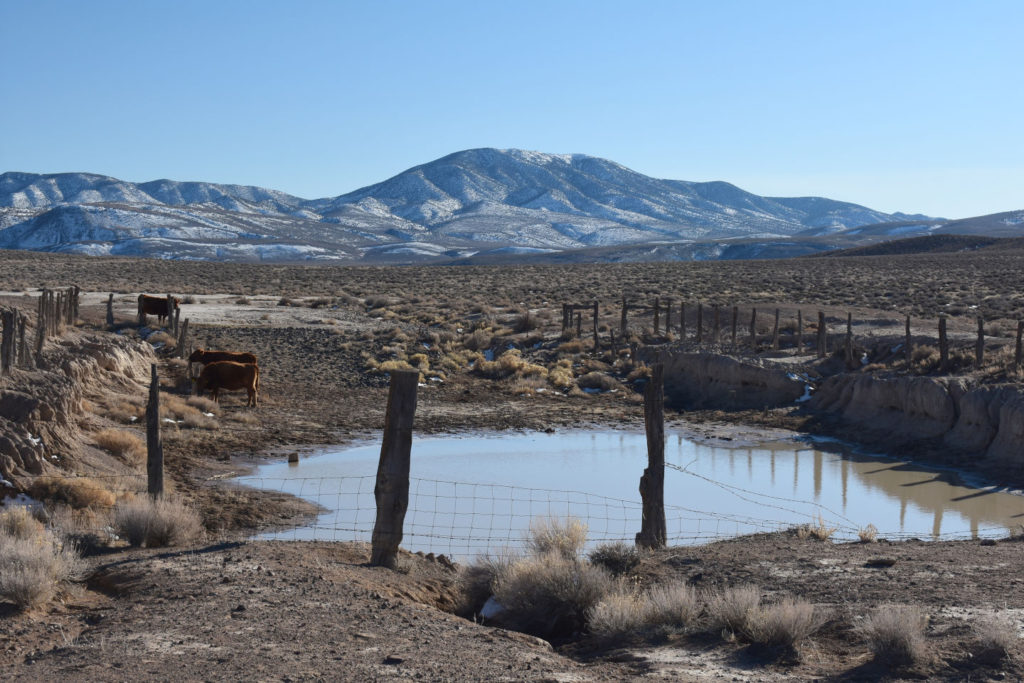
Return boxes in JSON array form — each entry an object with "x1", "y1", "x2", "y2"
[{"x1": 0, "y1": 148, "x2": 975, "y2": 263}]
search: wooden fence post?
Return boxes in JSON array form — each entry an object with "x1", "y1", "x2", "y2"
[
  {"x1": 665, "y1": 300, "x2": 672, "y2": 337},
  {"x1": 0, "y1": 309, "x2": 12, "y2": 374},
  {"x1": 636, "y1": 363, "x2": 666, "y2": 549},
  {"x1": 166, "y1": 294, "x2": 174, "y2": 332},
  {"x1": 905, "y1": 315, "x2": 912, "y2": 365},
  {"x1": 731, "y1": 306, "x2": 738, "y2": 347},
  {"x1": 1016, "y1": 320, "x2": 1023, "y2": 371},
  {"x1": 750, "y1": 308, "x2": 757, "y2": 350},
  {"x1": 371, "y1": 370, "x2": 419, "y2": 568},
  {"x1": 620, "y1": 297, "x2": 627, "y2": 336},
  {"x1": 138, "y1": 294, "x2": 147, "y2": 327},
  {"x1": 592, "y1": 301, "x2": 599, "y2": 349},
  {"x1": 975, "y1": 317, "x2": 985, "y2": 369},
  {"x1": 17, "y1": 313, "x2": 29, "y2": 367},
  {"x1": 696, "y1": 303, "x2": 703, "y2": 344},
  {"x1": 72, "y1": 285, "x2": 80, "y2": 324},
  {"x1": 106, "y1": 293, "x2": 114, "y2": 329},
  {"x1": 817, "y1": 311, "x2": 826, "y2": 358},
  {"x1": 576, "y1": 312, "x2": 582, "y2": 338},
  {"x1": 772, "y1": 308, "x2": 780, "y2": 351},
  {"x1": 796, "y1": 310, "x2": 803, "y2": 352},
  {"x1": 173, "y1": 306, "x2": 181, "y2": 338},
  {"x1": 679, "y1": 302, "x2": 686, "y2": 340},
  {"x1": 844, "y1": 313, "x2": 854, "y2": 367},
  {"x1": 178, "y1": 319, "x2": 190, "y2": 359},
  {"x1": 712, "y1": 304, "x2": 720, "y2": 344},
  {"x1": 146, "y1": 364, "x2": 164, "y2": 499},
  {"x1": 939, "y1": 316, "x2": 949, "y2": 369},
  {"x1": 653, "y1": 297, "x2": 660, "y2": 336}
]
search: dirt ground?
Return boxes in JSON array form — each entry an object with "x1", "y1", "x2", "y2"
[{"x1": 2, "y1": 251, "x2": 1024, "y2": 680}]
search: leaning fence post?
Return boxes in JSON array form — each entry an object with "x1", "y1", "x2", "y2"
[
  {"x1": 146, "y1": 364, "x2": 164, "y2": 499},
  {"x1": 106, "y1": 293, "x2": 114, "y2": 329},
  {"x1": 939, "y1": 316, "x2": 949, "y2": 369},
  {"x1": 620, "y1": 296, "x2": 627, "y2": 336},
  {"x1": 975, "y1": 317, "x2": 985, "y2": 369},
  {"x1": 371, "y1": 370, "x2": 419, "y2": 568},
  {"x1": 636, "y1": 363, "x2": 666, "y2": 549}
]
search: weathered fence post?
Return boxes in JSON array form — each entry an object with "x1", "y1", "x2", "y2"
[
  {"x1": 620, "y1": 297, "x2": 627, "y2": 337},
  {"x1": 17, "y1": 313, "x2": 29, "y2": 368},
  {"x1": 975, "y1": 317, "x2": 985, "y2": 369},
  {"x1": 750, "y1": 308, "x2": 757, "y2": 350},
  {"x1": 696, "y1": 302, "x2": 703, "y2": 344},
  {"x1": 138, "y1": 294, "x2": 147, "y2": 327},
  {"x1": 938, "y1": 316, "x2": 949, "y2": 369},
  {"x1": 166, "y1": 294, "x2": 175, "y2": 332},
  {"x1": 178, "y1": 319, "x2": 190, "y2": 359},
  {"x1": 665, "y1": 300, "x2": 672, "y2": 337},
  {"x1": 561, "y1": 304, "x2": 568, "y2": 333},
  {"x1": 72, "y1": 285, "x2": 80, "y2": 324},
  {"x1": 653, "y1": 297, "x2": 660, "y2": 336},
  {"x1": 106, "y1": 293, "x2": 114, "y2": 329},
  {"x1": 731, "y1": 306, "x2": 738, "y2": 347},
  {"x1": 772, "y1": 308, "x2": 781, "y2": 351},
  {"x1": 636, "y1": 363, "x2": 666, "y2": 549},
  {"x1": 844, "y1": 313, "x2": 854, "y2": 367},
  {"x1": 146, "y1": 364, "x2": 164, "y2": 499},
  {"x1": 679, "y1": 302, "x2": 686, "y2": 340},
  {"x1": 576, "y1": 312, "x2": 582, "y2": 338},
  {"x1": 796, "y1": 310, "x2": 803, "y2": 352},
  {"x1": 173, "y1": 306, "x2": 181, "y2": 338},
  {"x1": 1016, "y1": 320, "x2": 1023, "y2": 371},
  {"x1": 905, "y1": 315, "x2": 912, "y2": 365},
  {"x1": 371, "y1": 370, "x2": 419, "y2": 568},
  {"x1": 0, "y1": 309, "x2": 13, "y2": 373},
  {"x1": 712, "y1": 304, "x2": 720, "y2": 344},
  {"x1": 817, "y1": 311, "x2": 826, "y2": 358},
  {"x1": 592, "y1": 301, "x2": 599, "y2": 349}
]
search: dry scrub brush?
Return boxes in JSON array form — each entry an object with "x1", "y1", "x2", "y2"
[
  {"x1": 94, "y1": 428, "x2": 146, "y2": 463},
  {"x1": 973, "y1": 614, "x2": 1018, "y2": 661},
  {"x1": 858, "y1": 604, "x2": 928, "y2": 666},
  {"x1": 29, "y1": 477, "x2": 116, "y2": 510},
  {"x1": 113, "y1": 496, "x2": 204, "y2": 548},
  {"x1": 525, "y1": 516, "x2": 588, "y2": 559},
  {"x1": 0, "y1": 508, "x2": 81, "y2": 610},
  {"x1": 589, "y1": 581, "x2": 703, "y2": 638}
]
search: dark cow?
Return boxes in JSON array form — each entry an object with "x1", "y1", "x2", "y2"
[
  {"x1": 188, "y1": 348, "x2": 258, "y2": 366},
  {"x1": 194, "y1": 361, "x2": 259, "y2": 407},
  {"x1": 138, "y1": 294, "x2": 181, "y2": 324}
]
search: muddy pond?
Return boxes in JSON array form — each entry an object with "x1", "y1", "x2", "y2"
[{"x1": 237, "y1": 430, "x2": 1024, "y2": 558}]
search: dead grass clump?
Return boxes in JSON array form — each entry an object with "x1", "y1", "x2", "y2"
[
  {"x1": 147, "y1": 331, "x2": 175, "y2": 347},
  {"x1": 858, "y1": 604, "x2": 927, "y2": 666},
  {"x1": 589, "y1": 580, "x2": 702, "y2": 638},
  {"x1": 513, "y1": 310, "x2": 541, "y2": 333},
  {"x1": 974, "y1": 614, "x2": 1017, "y2": 661},
  {"x1": 795, "y1": 515, "x2": 837, "y2": 541},
  {"x1": 588, "y1": 541, "x2": 640, "y2": 576},
  {"x1": 29, "y1": 477, "x2": 116, "y2": 510},
  {"x1": 235, "y1": 297, "x2": 251, "y2": 305},
  {"x1": 525, "y1": 516, "x2": 588, "y2": 559},
  {"x1": 113, "y1": 497, "x2": 204, "y2": 548},
  {"x1": 588, "y1": 589, "x2": 647, "y2": 637},
  {"x1": 107, "y1": 400, "x2": 143, "y2": 424},
  {"x1": 548, "y1": 359, "x2": 575, "y2": 390},
  {"x1": 510, "y1": 375, "x2": 547, "y2": 395},
  {"x1": 94, "y1": 428, "x2": 145, "y2": 463},
  {"x1": 492, "y1": 551, "x2": 613, "y2": 638},
  {"x1": 643, "y1": 582, "x2": 703, "y2": 630},
  {"x1": 0, "y1": 527, "x2": 81, "y2": 610},
  {"x1": 557, "y1": 339, "x2": 584, "y2": 354},
  {"x1": 745, "y1": 597, "x2": 826, "y2": 649},
  {"x1": 576, "y1": 371, "x2": 622, "y2": 392},
  {"x1": 455, "y1": 551, "x2": 519, "y2": 618},
  {"x1": 475, "y1": 350, "x2": 528, "y2": 379},
  {"x1": 185, "y1": 395, "x2": 221, "y2": 416},
  {"x1": 0, "y1": 506, "x2": 44, "y2": 540},
  {"x1": 377, "y1": 359, "x2": 417, "y2": 374},
  {"x1": 706, "y1": 584, "x2": 761, "y2": 634},
  {"x1": 858, "y1": 523, "x2": 879, "y2": 543}
]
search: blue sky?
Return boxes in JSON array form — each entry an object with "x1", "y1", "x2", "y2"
[{"x1": 2, "y1": 1, "x2": 1021, "y2": 218}]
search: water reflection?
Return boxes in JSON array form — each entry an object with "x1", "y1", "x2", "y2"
[{"x1": 237, "y1": 431, "x2": 1024, "y2": 556}]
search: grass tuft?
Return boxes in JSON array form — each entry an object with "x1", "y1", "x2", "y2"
[
  {"x1": 113, "y1": 497, "x2": 204, "y2": 548},
  {"x1": 525, "y1": 516, "x2": 588, "y2": 559},
  {"x1": 858, "y1": 604, "x2": 927, "y2": 666}
]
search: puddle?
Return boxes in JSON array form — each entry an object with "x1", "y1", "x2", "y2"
[{"x1": 237, "y1": 430, "x2": 1024, "y2": 558}]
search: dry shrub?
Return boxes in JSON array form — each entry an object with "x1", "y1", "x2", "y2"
[
  {"x1": 107, "y1": 400, "x2": 143, "y2": 424},
  {"x1": 974, "y1": 614, "x2": 1017, "y2": 661},
  {"x1": 235, "y1": 297, "x2": 251, "y2": 305},
  {"x1": 0, "y1": 524, "x2": 81, "y2": 610},
  {"x1": 795, "y1": 515, "x2": 837, "y2": 541},
  {"x1": 745, "y1": 597, "x2": 826, "y2": 649},
  {"x1": 228, "y1": 412, "x2": 261, "y2": 425},
  {"x1": 492, "y1": 551, "x2": 613, "y2": 638},
  {"x1": 858, "y1": 604, "x2": 927, "y2": 665},
  {"x1": 513, "y1": 310, "x2": 540, "y2": 333},
  {"x1": 377, "y1": 359, "x2": 416, "y2": 373},
  {"x1": 588, "y1": 589, "x2": 647, "y2": 637},
  {"x1": 180, "y1": 413, "x2": 218, "y2": 429},
  {"x1": 475, "y1": 349, "x2": 528, "y2": 379},
  {"x1": 147, "y1": 331, "x2": 175, "y2": 347},
  {"x1": 29, "y1": 477, "x2": 116, "y2": 510},
  {"x1": 625, "y1": 365, "x2": 651, "y2": 382},
  {"x1": 588, "y1": 541, "x2": 640, "y2": 576},
  {"x1": 858, "y1": 523, "x2": 879, "y2": 543},
  {"x1": 576, "y1": 371, "x2": 622, "y2": 392},
  {"x1": 408, "y1": 353, "x2": 430, "y2": 372},
  {"x1": 706, "y1": 584, "x2": 761, "y2": 633},
  {"x1": 113, "y1": 496, "x2": 203, "y2": 548},
  {"x1": 526, "y1": 516, "x2": 588, "y2": 559},
  {"x1": 94, "y1": 428, "x2": 145, "y2": 463},
  {"x1": 1, "y1": 506, "x2": 44, "y2": 539},
  {"x1": 47, "y1": 504, "x2": 111, "y2": 553},
  {"x1": 510, "y1": 375, "x2": 547, "y2": 395},
  {"x1": 548, "y1": 359, "x2": 575, "y2": 390},
  {"x1": 455, "y1": 551, "x2": 519, "y2": 618},
  {"x1": 644, "y1": 582, "x2": 702, "y2": 629},
  {"x1": 557, "y1": 339, "x2": 584, "y2": 354},
  {"x1": 185, "y1": 395, "x2": 221, "y2": 416}
]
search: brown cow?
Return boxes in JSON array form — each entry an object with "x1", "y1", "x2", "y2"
[
  {"x1": 138, "y1": 294, "x2": 181, "y2": 324},
  {"x1": 188, "y1": 348, "x2": 258, "y2": 366},
  {"x1": 194, "y1": 361, "x2": 259, "y2": 407}
]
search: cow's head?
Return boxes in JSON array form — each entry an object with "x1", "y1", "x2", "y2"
[{"x1": 188, "y1": 348, "x2": 204, "y2": 363}]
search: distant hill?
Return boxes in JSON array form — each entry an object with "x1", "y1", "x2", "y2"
[
  {"x1": 0, "y1": 149, "x2": 949, "y2": 263},
  {"x1": 818, "y1": 234, "x2": 1010, "y2": 258}
]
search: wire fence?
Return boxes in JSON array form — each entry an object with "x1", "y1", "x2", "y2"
[{"x1": 2, "y1": 466, "x2": 1017, "y2": 559}]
